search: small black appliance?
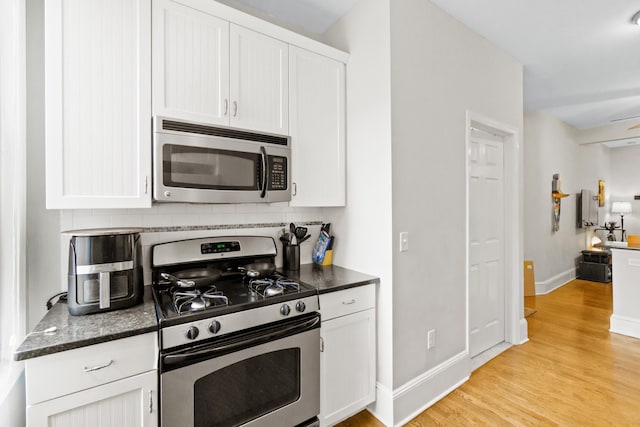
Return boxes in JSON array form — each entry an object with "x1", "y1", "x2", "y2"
[{"x1": 66, "y1": 228, "x2": 143, "y2": 315}]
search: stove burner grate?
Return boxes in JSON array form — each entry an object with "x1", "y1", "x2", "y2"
[
  {"x1": 173, "y1": 287, "x2": 229, "y2": 315},
  {"x1": 248, "y1": 278, "x2": 300, "y2": 298}
]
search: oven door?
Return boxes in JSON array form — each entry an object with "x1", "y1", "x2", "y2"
[{"x1": 160, "y1": 313, "x2": 320, "y2": 427}]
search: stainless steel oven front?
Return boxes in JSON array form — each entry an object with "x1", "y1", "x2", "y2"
[{"x1": 159, "y1": 313, "x2": 320, "y2": 427}]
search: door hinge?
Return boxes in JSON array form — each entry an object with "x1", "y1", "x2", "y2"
[
  {"x1": 145, "y1": 176, "x2": 149, "y2": 195},
  {"x1": 149, "y1": 390, "x2": 153, "y2": 413},
  {"x1": 320, "y1": 336, "x2": 324, "y2": 352}
]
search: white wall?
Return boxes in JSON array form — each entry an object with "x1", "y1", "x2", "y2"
[
  {"x1": 322, "y1": 0, "x2": 395, "y2": 420},
  {"x1": 523, "y1": 111, "x2": 605, "y2": 292},
  {"x1": 26, "y1": 0, "x2": 61, "y2": 330},
  {"x1": 0, "y1": 371, "x2": 25, "y2": 427},
  {"x1": 608, "y1": 145, "x2": 640, "y2": 237},
  {"x1": 326, "y1": 0, "x2": 523, "y2": 424},
  {"x1": 389, "y1": 0, "x2": 523, "y2": 421}
]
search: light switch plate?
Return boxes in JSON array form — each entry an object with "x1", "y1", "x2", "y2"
[{"x1": 400, "y1": 232, "x2": 409, "y2": 252}]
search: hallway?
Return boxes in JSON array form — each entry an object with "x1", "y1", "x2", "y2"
[{"x1": 338, "y1": 279, "x2": 640, "y2": 426}]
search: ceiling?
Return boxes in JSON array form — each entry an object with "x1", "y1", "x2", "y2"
[{"x1": 234, "y1": 0, "x2": 640, "y2": 130}]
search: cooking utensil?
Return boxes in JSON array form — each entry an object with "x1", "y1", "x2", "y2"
[
  {"x1": 294, "y1": 227, "x2": 307, "y2": 240},
  {"x1": 239, "y1": 262, "x2": 276, "y2": 278},
  {"x1": 298, "y1": 235, "x2": 311, "y2": 244},
  {"x1": 279, "y1": 234, "x2": 291, "y2": 243},
  {"x1": 290, "y1": 223, "x2": 297, "y2": 245},
  {"x1": 161, "y1": 267, "x2": 222, "y2": 288}
]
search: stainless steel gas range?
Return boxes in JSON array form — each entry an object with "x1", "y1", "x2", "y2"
[{"x1": 151, "y1": 236, "x2": 320, "y2": 427}]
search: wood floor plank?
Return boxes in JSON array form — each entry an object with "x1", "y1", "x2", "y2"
[{"x1": 335, "y1": 279, "x2": 640, "y2": 426}]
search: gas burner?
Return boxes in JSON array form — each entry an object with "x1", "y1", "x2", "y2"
[
  {"x1": 248, "y1": 277, "x2": 301, "y2": 298},
  {"x1": 173, "y1": 287, "x2": 229, "y2": 315}
]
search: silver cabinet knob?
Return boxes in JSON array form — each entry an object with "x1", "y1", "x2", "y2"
[{"x1": 164, "y1": 191, "x2": 172, "y2": 198}]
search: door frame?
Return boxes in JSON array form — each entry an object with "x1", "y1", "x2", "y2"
[{"x1": 465, "y1": 110, "x2": 526, "y2": 361}]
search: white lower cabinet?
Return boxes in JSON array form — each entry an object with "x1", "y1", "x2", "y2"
[
  {"x1": 27, "y1": 371, "x2": 157, "y2": 427},
  {"x1": 25, "y1": 333, "x2": 158, "y2": 427},
  {"x1": 319, "y1": 284, "x2": 376, "y2": 427}
]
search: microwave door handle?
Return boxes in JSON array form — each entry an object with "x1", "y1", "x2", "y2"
[{"x1": 260, "y1": 146, "x2": 267, "y2": 198}]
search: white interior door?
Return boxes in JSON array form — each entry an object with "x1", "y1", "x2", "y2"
[{"x1": 469, "y1": 127, "x2": 506, "y2": 357}]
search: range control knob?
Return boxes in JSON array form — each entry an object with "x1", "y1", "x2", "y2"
[
  {"x1": 280, "y1": 304, "x2": 291, "y2": 316},
  {"x1": 295, "y1": 301, "x2": 306, "y2": 313},
  {"x1": 185, "y1": 326, "x2": 199, "y2": 340},
  {"x1": 209, "y1": 320, "x2": 221, "y2": 334}
]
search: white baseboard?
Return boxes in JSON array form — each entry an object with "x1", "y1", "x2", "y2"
[
  {"x1": 394, "y1": 351, "x2": 469, "y2": 426},
  {"x1": 368, "y1": 383, "x2": 393, "y2": 426},
  {"x1": 518, "y1": 317, "x2": 529, "y2": 344},
  {"x1": 610, "y1": 314, "x2": 640, "y2": 339},
  {"x1": 535, "y1": 267, "x2": 576, "y2": 295}
]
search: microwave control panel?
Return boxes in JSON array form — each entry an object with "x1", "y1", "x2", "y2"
[{"x1": 268, "y1": 156, "x2": 288, "y2": 190}]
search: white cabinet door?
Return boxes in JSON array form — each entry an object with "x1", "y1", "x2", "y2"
[
  {"x1": 45, "y1": 0, "x2": 151, "y2": 209},
  {"x1": 152, "y1": 0, "x2": 230, "y2": 125},
  {"x1": 152, "y1": 2, "x2": 288, "y2": 135},
  {"x1": 289, "y1": 47, "x2": 345, "y2": 207},
  {"x1": 27, "y1": 370, "x2": 158, "y2": 427},
  {"x1": 320, "y1": 309, "x2": 376, "y2": 427},
  {"x1": 229, "y1": 24, "x2": 289, "y2": 135}
]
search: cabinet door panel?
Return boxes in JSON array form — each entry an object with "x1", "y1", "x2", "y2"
[
  {"x1": 289, "y1": 47, "x2": 345, "y2": 207},
  {"x1": 230, "y1": 24, "x2": 288, "y2": 135},
  {"x1": 320, "y1": 309, "x2": 376, "y2": 426},
  {"x1": 152, "y1": 0, "x2": 229, "y2": 125},
  {"x1": 27, "y1": 371, "x2": 157, "y2": 427},
  {"x1": 45, "y1": 0, "x2": 151, "y2": 209}
]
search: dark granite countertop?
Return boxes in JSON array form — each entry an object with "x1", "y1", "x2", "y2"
[
  {"x1": 283, "y1": 264, "x2": 379, "y2": 294},
  {"x1": 15, "y1": 286, "x2": 157, "y2": 361}
]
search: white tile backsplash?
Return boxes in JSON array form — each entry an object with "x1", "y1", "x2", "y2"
[{"x1": 60, "y1": 203, "x2": 327, "y2": 286}]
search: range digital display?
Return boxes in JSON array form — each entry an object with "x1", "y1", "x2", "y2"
[{"x1": 201, "y1": 241, "x2": 241, "y2": 254}]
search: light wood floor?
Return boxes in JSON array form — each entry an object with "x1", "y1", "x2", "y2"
[{"x1": 335, "y1": 279, "x2": 640, "y2": 426}]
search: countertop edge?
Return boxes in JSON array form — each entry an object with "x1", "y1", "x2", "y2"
[
  {"x1": 317, "y1": 276, "x2": 380, "y2": 294},
  {"x1": 14, "y1": 325, "x2": 157, "y2": 361}
]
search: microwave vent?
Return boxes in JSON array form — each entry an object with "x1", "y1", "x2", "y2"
[{"x1": 161, "y1": 119, "x2": 289, "y2": 146}]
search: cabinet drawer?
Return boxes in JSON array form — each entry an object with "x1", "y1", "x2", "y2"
[
  {"x1": 26, "y1": 333, "x2": 157, "y2": 405},
  {"x1": 320, "y1": 284, "x2": 375, "y2": 321}
]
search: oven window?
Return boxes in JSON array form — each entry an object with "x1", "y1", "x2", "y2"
[
  {"x1": 194, "y1": 348, "x2": 300, "y2": 427},
  {"x1": 163, "y1": 144, "x2": 261, "y2": 190}
]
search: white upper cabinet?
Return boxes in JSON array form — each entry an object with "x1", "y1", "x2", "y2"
[
  {"x1": 289, "y1": 46, "x2": 346, "y2": 207},
  {"x1": 229, "y1": 25, "x2": 288, "y2": 135},
  {"x1": 45, "y1": 0, "x2": 151, "y2": 209},
  {"x1": 153, "y1": 0, "x2": 288, "y2": 135},
  {"x1": 152, "y1": 0, "x2": 229, "y2": 126}
]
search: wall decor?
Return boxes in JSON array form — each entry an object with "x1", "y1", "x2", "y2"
[
  {"x1": 598, "y1": 179, "x2": 605, "y2": 207},
  {"x1": 552, "y1": 173, "x2": 569, "y2": 232}
]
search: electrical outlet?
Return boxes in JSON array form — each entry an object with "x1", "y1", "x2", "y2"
[
  {"x1": 427, "y1": 329, "x2": 436, "y2": 350},
  {"x1": 400, "y1": 232, "x2": 409, "y2": 252}
]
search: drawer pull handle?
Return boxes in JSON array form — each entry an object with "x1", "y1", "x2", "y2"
[
  {"x1": 342, "y1": 299, "x2": 356, "y2": 305},
  {"x1": 83, "y1": 360, "x2": 113, "y2": 372}
]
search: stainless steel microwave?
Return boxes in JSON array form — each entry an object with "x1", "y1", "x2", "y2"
[{"x1": 153, "y1": 116, "x2": 291, "y2": 203}]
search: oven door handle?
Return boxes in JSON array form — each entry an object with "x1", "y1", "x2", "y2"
[
  {"x1": 260, "y1": 146, "x2": 268, "y2": 199},
  {"x1": 163, "y1": 315, "x2": 320, "y2": 366}
]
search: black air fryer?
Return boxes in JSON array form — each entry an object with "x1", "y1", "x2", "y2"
[{"x1": 66, "y1": 228, "x2": 143, "y2": 315}]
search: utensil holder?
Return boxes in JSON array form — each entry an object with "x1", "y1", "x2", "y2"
[{"x1": 283, "y1": 244, "x2": 300, "y2": 271}]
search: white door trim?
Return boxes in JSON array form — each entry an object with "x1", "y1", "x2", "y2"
[{"x1": 465, "y1": 110, "x2": 526, "y2": 361}]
